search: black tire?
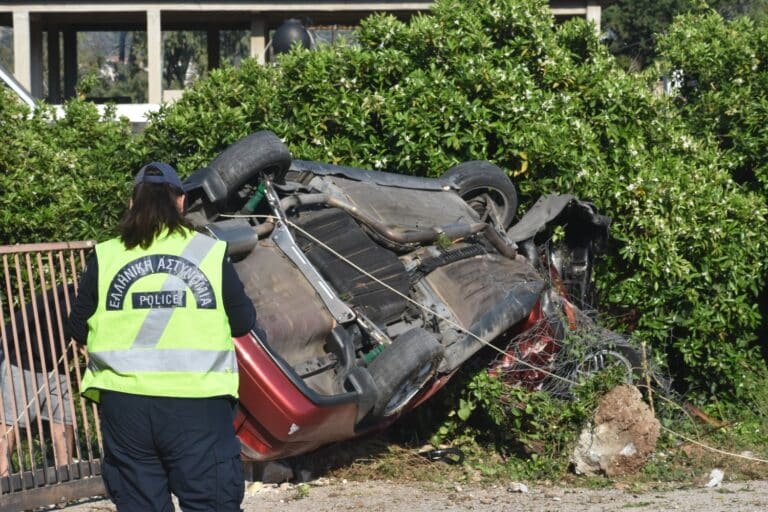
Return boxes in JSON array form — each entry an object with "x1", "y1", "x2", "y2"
[
  {"x1": 209, "y1": 130, "x2": 292, "y2": 198},
  {"x1": 576, "y1": 345, "x2": 642, "y2": 380},
  {"x1": 570, "y1": 332, "x2": 643, "y2": 388},
  {"x1": 367, "y1": 328, "x2": 444, "y2": 419},
  {"x1": 571, "y1": 333, "x2": 673, "y2": 395},
  {"x1": 441, "y1": 161, "x2": 518, "y2": 228}
]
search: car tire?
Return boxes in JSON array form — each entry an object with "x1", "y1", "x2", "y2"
[
  {"x1": 441, "y1": 160, "x2": 518, "y2": 228},
  {"x1": 576, "y1": 344, "x2": 642, "y2": 378},
  {"x1": 208, "y1": 130, "x2": 292, "y2": 198},
  {"x1": 567, "y1": 332, "x2": 644, "y2": 392},
  {"x1": 367, "y1": 328, "x2": 444, "y2": 419}
]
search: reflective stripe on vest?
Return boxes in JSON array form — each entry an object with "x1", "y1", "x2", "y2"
[{"x1": 89, "y1": 348, "x2": 236, "y2": 373}]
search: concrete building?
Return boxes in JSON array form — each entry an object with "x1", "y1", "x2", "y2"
[{"x1": 0, "y1": 1, "x2": 603, "y2": 120}]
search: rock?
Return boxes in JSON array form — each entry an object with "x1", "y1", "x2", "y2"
[
  {"x1": 704, "y1": 468, "x2": 724, "y2": 488},
  {"x1": 507, "y1": 482, "x2": 529, "y2": 493},
  {"x1": 296, "y1": 469, "x2": 314, "y2": 483},
  {"x1": 257, "y1": 460, "x2": 295, "y2": 484},
  {"x1": 245, "y1": 482, "x2": 265, "y2": 496},
  {"x1": 571, "y1": 384, "x2": 660, "y2": 477}
]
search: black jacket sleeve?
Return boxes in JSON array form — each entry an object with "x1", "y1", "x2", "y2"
[
  {"x1": 66, "y1": 253, "x2": 99, "y2": 346},
  {"x1": 222, "y1": 256, "x2": 257, "y2": 337}
]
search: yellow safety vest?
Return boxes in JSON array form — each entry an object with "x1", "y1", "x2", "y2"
[{"x1": 81, "y1": 228, "x2": 238, "y2": 402}]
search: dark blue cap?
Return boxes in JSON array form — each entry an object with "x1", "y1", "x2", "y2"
[{"x1": 134, "y1": 162, "x2": 183, "y2": 191}]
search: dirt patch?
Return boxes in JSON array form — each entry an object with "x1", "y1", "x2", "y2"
[{"x1": 61, "y1": 478, "x2": 768, "y2": 512}]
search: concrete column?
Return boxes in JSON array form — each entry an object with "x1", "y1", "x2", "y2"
[
  {"x1": 12, "y1": 11, "x2": 31, "y2": 93},
  {"x1": 586, "y1": 1, "x2": 601, "y2": 32},
  {"x1": 207, "y1": 29, "x2": 220, "y2": 70},
  {"x1": 47, "y1": 26, "x2": 60, "y2": 102},
  {"x1": 250, "y1": 16, "x2": 266, "y2": 65},
  {"x1": 146, "y1": 8, "x2": 162, "y2": 104},
  {"x1": 62, "y1": 28, "x2": 77, "y2": 99},
  {"x1": 30, "y1": 20, "x2": 43, "y2": 98}
]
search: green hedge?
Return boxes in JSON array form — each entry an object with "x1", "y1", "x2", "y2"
[{"x1": 0, "y1": 90, "x2": 142, "y2": 243}]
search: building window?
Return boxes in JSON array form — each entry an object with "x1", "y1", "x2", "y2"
[{"x1": 311, "y1": 25, "x2": 358, "y2": 47}]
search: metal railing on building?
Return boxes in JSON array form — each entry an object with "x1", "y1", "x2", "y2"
[{"x1": 0, "y1": 241, "x2": 104, "y2": 511}]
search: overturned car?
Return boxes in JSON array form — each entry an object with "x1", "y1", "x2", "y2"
[{"x1": 181, "y1": 131, "x2": 640, "y2": 461}]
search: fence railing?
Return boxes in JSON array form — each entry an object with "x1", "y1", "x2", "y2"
[{"x1": 0, "y1": 241, "x2": 105, "y2": 511}]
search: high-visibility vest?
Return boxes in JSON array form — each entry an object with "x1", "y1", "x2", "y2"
[{"x1": 81, "y1": 228, "x2": 238, "y2": 402}]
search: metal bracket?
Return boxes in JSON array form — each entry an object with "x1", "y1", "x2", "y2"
[{"x1": 264, "y1": 181, "x2": 356, "y2": 324}]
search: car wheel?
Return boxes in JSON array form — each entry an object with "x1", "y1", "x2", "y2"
[
  {"x1": 569, "y1": 335, "x2": 643, "y2": 389},
  {"x1": 367, "y1": 328, "x2": 444, "y2": 419},
  {"x1": 571, "y1": 335, "x2": 673, "y2": 394},
  {"x1": 441, "y1": 160, "x2": 519, "y2": 228},
  {"x1": 208, "y1": 130, "x2": 292, "y2": 198},
  {"x1": 575, "y1": 347, "x2": 639, "y2": 380}
]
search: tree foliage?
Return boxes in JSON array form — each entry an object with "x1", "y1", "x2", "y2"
[
  {"x1": 602, "y1": 0, "x2": 702, "y2": 70},
  {"x1": 602, "y1": 0, "x2": 768, "y2": 70},
  {"x1": 656, "y1": 10, "x2": 768, "y2": 192},
  {"x1": 78, "y1": 31, "x2": 148, "y2": 103}
]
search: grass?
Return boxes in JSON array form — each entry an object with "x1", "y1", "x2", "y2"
[
  {"x1": 293, "y1": 483, "x2": 311, "y2": 499},
  {"x1": 319, "y1": 436, "x2": 768, "y2": 493},
  {"x1": 294, "y1": 398, "x2": 768, "y2": 494},
  {"x1": 285, "y1": 367, "x2": 768, "y2": 492}
]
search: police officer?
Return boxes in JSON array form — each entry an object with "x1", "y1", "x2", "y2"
[{"x1": 68, "y1": 162, "x2": 256, "y2": 512}]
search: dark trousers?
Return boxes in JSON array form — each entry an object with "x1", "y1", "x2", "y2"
[{"x1": 99, "y1": 391, "x2": 244, "y2": 512}]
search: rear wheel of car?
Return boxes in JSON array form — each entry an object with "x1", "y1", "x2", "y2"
[
  {"x1": 441, "y1": 161, "x2": 518, "y2": 228},
  {"x1": 208, "y1": 130, "x2": 292, "y2": 198},
  {"x1": 367, "y1": 328, "x2": 444, "y2": 419},
  {"x1": 568, "y1": 334, "x2": 644, "y2": 391},
  {"x1": 570, "y1": 334, "x2": 673, "y2": 394},
  {"x1": 575, "y1": 345, "x2": 641, "y2": 381}
]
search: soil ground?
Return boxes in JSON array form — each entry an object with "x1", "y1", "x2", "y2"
[
  {"x1": 61, "y1": 477, "x2": 768, "y2": 511},
  {"x1": 51, "y1": 416, "x2": 768, "y2": 512}
]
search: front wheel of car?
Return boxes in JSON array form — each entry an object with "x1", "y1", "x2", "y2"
[
  {"x1": 441, "y1": 160, "x2": 519, "y2": 228},
  {"x1": 367, "y1": 328, "x2": 444, "y2": 419},
  {"x1": 208, "y1": 130, "x2": 292, "y2": 198}
]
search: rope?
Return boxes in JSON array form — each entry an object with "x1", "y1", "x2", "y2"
[
  {"x1": 222, "y1": 213, "x2": 580, "y2": 387},
  {"x1": 660, "y1": 426, "x2": 768, "y2": 464},
  {"x1": 220, "y1": 213, "x2": 768, "y2": 466}
]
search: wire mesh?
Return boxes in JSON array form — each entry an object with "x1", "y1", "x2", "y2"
[{"x1": 489, "y1": 276, "x2": 648, "y2": 400}]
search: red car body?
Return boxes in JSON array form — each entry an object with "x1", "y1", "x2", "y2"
[{"x1": 233, "y1": 332, "x2": 359, "y2": 460}]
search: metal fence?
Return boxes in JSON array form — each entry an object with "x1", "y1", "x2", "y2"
[{"x1": 0, "y1": 241, "x2": 105, "y2": 511}]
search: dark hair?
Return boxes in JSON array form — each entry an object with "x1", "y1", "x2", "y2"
[{"x1": 118, "y1": 181, "x2": 194, "y2": 250}]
